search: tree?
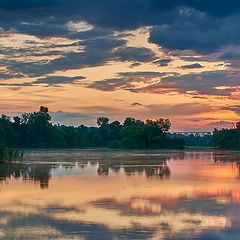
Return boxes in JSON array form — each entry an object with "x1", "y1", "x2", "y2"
[
  {"x1": 146, "y1": 118, "x2": 171, "y2": 133},
  {"x1": 0, "y1": 106, "x2": 184, "y2": 149},
  {"x1": 97, "y1": 117, "x2": 109, "y2": 127},
  {"x1": 22, "y1": 106, "x2": 52, "y2": 147},
  {"x1": 123, "y1": 117, "x2": 136, "y2": 127},
  {"x1": 40, "y1": 106, "x2": 49, "y2": 114}
]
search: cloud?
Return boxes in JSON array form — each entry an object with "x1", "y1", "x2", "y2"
[
  {"x1": 32, "y1": 76, "x2": 85, "y2": 86},
  {"x1": 1, "y1": 0, "x2": 240, "y2": 56},
  {"x1": 180, "y1": 63, "x2": 203, "y2": 69},
  {"x1": 1, "y1": 31, "x2": 158, "y2": 78},
  {"x1": 50, "y1": 110, "x2": 95, "y2": 124},
  {"x1": 129, "y1": 63, "x2": 141, "y2": 68},
  {"x1": 88, "y1": 69, "x2": 239, "y2": 98},
  {"x1": 0, "y1": 0, "x2": 58, "y2": 11},
  {"x1": 78, "y1": 105, "x2": 121, "y2": 114},
  {"x1": 143, "y1": 70, "x2": 240, "y2": 96},
  {"x1": 1, "y1": 1, "x2": 240, "y2": 81},
  {"x1": 153, "y1": 59, "x2": 173, "y2": 67},
  {"x1": 218, "y1": 47, "x2": 240, "y2": 60},
  {"x1": 88, "y1": 71, "x2": 168, "y2": 92},
  {"x1": 149, "y1": 13, "x2": 240, "y2": 54},
  {"x1": 2, "y1": 1, "x2": 240, "y2": 27},
  {"x1": 113, "y1": 47, "x2": 157, "y2": 62},
  {"x1": 0, "y1": 72, "x2": 24, "y2": 79},
  {"x1": 145, "y1": 102, "x2": 217, "y2": 116},
  {"x1": 131, "y1": 102, "x2": 142, "y2": 106},
  {"x1": 208, "y1": 121, "x2": 231, "y2": 127},
  {"x1": 0, "y1": 82, "x2": 32, "y2": 87},
  {"x1": 0, "y1": 0, "x2": 240, "y2": 107},
  {"x1": 5, "y1": 36, "x2": 127, "y2": 77},
  {"x1": 223, "y1": 105, "x2": 240, "y2": 115},
  {"x1": 0, "y1": 76, "x2": 86, "y2": 89}
]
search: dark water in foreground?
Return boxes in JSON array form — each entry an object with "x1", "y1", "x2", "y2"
[{"x1": 0, "y1": 149, "x2": 240, "y2": 240}]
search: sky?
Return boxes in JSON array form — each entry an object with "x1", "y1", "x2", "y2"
[{"x1": 0, "y1": 0, "x2": 240, "y2": 131}]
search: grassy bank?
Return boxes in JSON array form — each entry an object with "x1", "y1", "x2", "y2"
[{"x1": 0, "y1": 144, "x2": 25, "y2": 164}]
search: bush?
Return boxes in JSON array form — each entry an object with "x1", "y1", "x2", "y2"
[{"x1": 0, "y1": 143, "x2": 24, "y2": 164}]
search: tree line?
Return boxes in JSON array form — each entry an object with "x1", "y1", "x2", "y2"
[
  {"x1": 0, "y1": 106, "x2": 185, "y2": 149},
  {"x1": 213, "y1": 122, "x2": 240, "y2": 149}
]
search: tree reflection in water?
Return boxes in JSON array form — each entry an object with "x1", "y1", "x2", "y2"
[
  {"x1": 2, "y1": 149, "x2": 239, "y2": 189},
  {"x1": 97, "y1": 155, "x2": 171, "y2": 178},
  {"x1": 0, "y1": 164, "x2": 52, "y2": 188},
  {"x1": 0, "y1": 154, "x2": 172, "y2": 188},
  {"x1": 214, "y1": 151, "x2": 240, "y2": 176}
]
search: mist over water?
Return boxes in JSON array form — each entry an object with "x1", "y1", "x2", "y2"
[{"x1": 0, "y1": 149, "x2": 240, "y2": 240}]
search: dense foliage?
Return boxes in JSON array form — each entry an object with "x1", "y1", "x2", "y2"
[
  {"x1": 0, "y1": 106, "x2": 185, "y2": 149},
  {"x1": 169, "y1": 133, "x2": 213, "y2": 146},
  {"x1": 213, "y1": 123, "x2": 240, "y2": 149}
]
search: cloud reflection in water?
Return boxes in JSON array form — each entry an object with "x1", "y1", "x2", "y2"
[{"x1": 0, "y1": 149, "x2": 240, "y2": 239}]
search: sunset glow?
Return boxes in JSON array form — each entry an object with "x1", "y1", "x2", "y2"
[{"x1": 0, "y1": 1, "x2": 239, "y2": 130}]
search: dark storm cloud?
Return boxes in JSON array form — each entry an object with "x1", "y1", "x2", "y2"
[
  {"x1": 143, "y1": 70, "x2": 240, "y2": 96},
  {"x1": 88, "y1": 71, "x2": 168, "y2": 92},
  {"x1": 1, "y1": 28, "x2": 159, "y2": 77},
  {"x1": 12, "y1": 20, "x2": 114, "y2": 40},
  {"x1": 180, "y1": 63, "x2": 203, "y2": 69},
  {"x1": 147, "y1": 0, "x2": 240, "y2": 18},
  {"x1": 13, "y1": 21, "x2": 70, "y2": 39},
  {"x1": 219, "y1": 49, "x2": 240, "y2": 60},
  {"x1": 81, "y1": 38, "x2": 126, "y2": 51},
  {"x1": 113, "y1": 47, "x2": 157, "y2": 62},
  {"x1": 0, "y1": 82, "x2": 32, "y2": 87},
  {"x1": 129, "y1": 63, "x2": 141, "y2": 68},
  {"x1": 149, "y1": 13, "x2": 240, "y2": 54},
  {"x1": 88, "y1": 78, "x2": 130, "y2": 92},
  {"x1": 0, "y1": 76, "x2": 85, "y2": 88},
  {"x1": 1, "y1": 0, "x2": 240, "y2": 54},
  {"x1": 1, "y1": 0, "x2": 240, "y2": 25},
  {"x1": 153, "y1": 59, "x2": 173, "y2": 67},
  {"x1": 5, "y1": 37, "x2": 128, "y2": 77},
  {"x1": 0, "y1": 72, "x2": 24, "y2": 79},
  {"x1": 32, "y1": 76, "x2": 85, "y2": 86},
  {"x1": 0, "y1": 0, "x2": 58, "y2": 11},
  {"x1": 88, "y1": 70, "x2": 239, "y2": 97},
  {"x1": 1, "y1": 0, "x2": 240, "y2": 91}
]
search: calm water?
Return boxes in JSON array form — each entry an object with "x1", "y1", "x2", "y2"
[{"x1": 0, "y1": 149, "x2": 240, "y2": 240}]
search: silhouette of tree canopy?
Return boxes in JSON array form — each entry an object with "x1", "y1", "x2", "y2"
[
  {"x1": 0, "y1": 164, "x2": 51, "y2": 188},
  {"x1": 236, "y1": 121, "x2": 240, "y2": 130},
  {"x1": 0, "y1": 106, "x2": 185, "y2": 149},
  {"x1": 213, "y1": 123, "x2": 240, "y2": 149},
  {"x1": 97, "y1": 117, "x2": 109, "y2": 126}
]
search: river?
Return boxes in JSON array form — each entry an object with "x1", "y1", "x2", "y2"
[{"x1": 0, "y1": 149, "x2": 240, "y2": 240}]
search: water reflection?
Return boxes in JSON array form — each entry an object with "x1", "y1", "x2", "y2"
[
  {"x1": 0, "y1": 149, "x2": 240, "y2": 240},
  {"x1": 0, "y1": 164, "x2": 52, "y2": 188},
  {"x1": 0, "y1": 151, "x2": 174, "y2": 187}
]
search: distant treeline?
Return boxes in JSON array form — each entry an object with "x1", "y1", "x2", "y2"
[
  {"x1": 169, "y1": 133, "x2": 213, "y2": 146},
  {"x1": 0, "y1": 106, "x2": 185, "y2": 149},
  {"x1": 213, "y1": 122, "x2": 240, "y2": 149}
]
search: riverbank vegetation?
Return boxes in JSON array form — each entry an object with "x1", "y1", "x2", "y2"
[
  {"x1": 213, "y1": 122, "x2": 240, "y2": 149},
  {"x1": 0, "y1": 106, "x2": 185, "y2": 149},
  {"x1": 0, "y1": 144, "x2": 24, "y2": 164}
]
